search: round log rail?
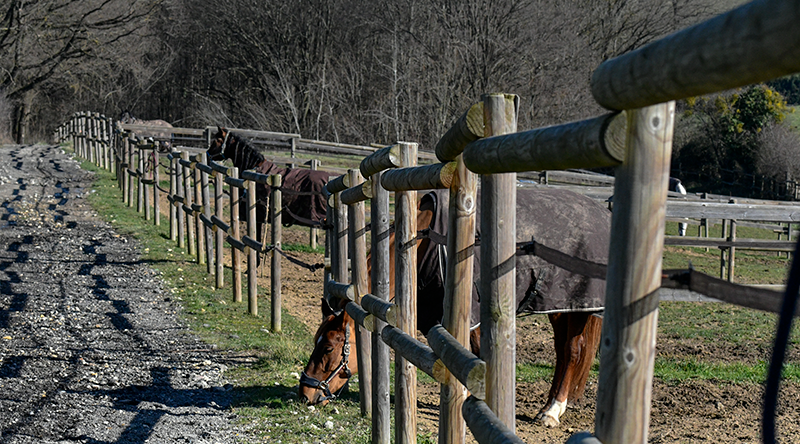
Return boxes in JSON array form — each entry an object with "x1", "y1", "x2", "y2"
[
  {"x1": 224, "y1": 176, "x2": 245, "y2": 189},
  {"x1": 325, "y1": 280, "x2": 356, "y2": 304},
  {"x1": 427, "y1": 325, "x2": 486, "y2": 400},
  {"x1": 341, "y1": 179, "x2": 373, "y2": 205},
  {"x1": 345, "y1": 302, "x2": 376, "y2": 333},
  {"x1": 361, "y1": 293, "x2": 397, "y2": 326},
  {"x1": 210, "y1": 215, "x2": 230, "y2": 234},
  {"x1": 381, "y1": 325, "x2": 448, "y2": 385},
  {"x1": 326, "y1": 174, "x2": 350, "y2": 194},
  {"x1": 380, "y1": 161, "x2": 457, "y2": 191},
  {"x1": 435, "y1": 102, "x2": 484, "y2": 162},
  {"x1": 462, "y1": 112, "x2": 627, "y2": 174},
  {"x1": 196, "y1": 162, "x2": 213, "y2": 175},
  {"x1": 591, "y1": 0, "x2": 800, "y2": 111},
  {"x1": 462, "y1": 397, "x2": 526, "y2": 444},
  {"x1": 360, "y1": 144, "x2": 402, "y2": 178},
  {"x1": 241, "y1": 169, "x2": 270, "y2": 184},
  {"x1": 208, "y1": 160, "x2": 233, "y2": 175}
]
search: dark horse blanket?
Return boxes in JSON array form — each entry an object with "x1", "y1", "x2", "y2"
[
  {"x1": 416, "y1": 187, "x2": 610, "y2": 333},
  {"x1": 251, "y1": 160, "x2": 329, "y2": 227}
]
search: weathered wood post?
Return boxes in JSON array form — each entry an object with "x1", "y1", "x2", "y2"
[
  {"x1": 170, "y1": 153, "x2": 178, "y2": 241},
  {"x1": 720, "y1": 217, "x2": 728, "y2": 279},
  {"x1": 127, "y1": 138, "x2": 136, "y2": 208},
  {"x1": 175, "y1": 153, "x2": 186, "y2": 249},
  {"x1": 153, "y1": 149, "x2": 161, "y2": 227},
  {"x1": 214, "y1": 168, "x2": 225, "y2": 289},
  {"x1": 195, "y1": 159, "x2": 206, "y2": 266},
  {"x1": 727, "y1": 200, "x2": 737, "y2": 282},
  {"x1": 182, "y1": 151, "x2": 197, "y2": 257},
  {"x1": 395, "y1": 141, "x2": 418, "y2": 444},
  {"x1": 143, "y1": 145, "x2": 154, "y2": 221},
  {"x1": 347, "y1": 168, "x2": 372, "y2": 418},
  {"x1": 247, "y1": 178, "x2": 258, "y2": 315},
  {"x1": 479, "y1": 93, "x2": 518, "y2": 430},
  {"x1": 310, "y1": 159, "x2": 320, "y2": 250},
  {"x1": 370, "y1": 168, "x2": 391, "y2": 444},
  {"x1": 231, "y1": 167, "x2": 243, "y2": 303},
  {"x1": 201, "y1": 152, "x2": 214, "y2": 273},
  {"x1": 137, "y1": 143, "x2": 145, "y2": 214},
  {"x1": 439, "y1": 155, "x2": 477, "y2": 444},
  {"x1": 270, "y1": 174, "x2": 283, "y2": 332},
  {"x1": 596, "y1": 102, "x2": 675, "y2": 444}
]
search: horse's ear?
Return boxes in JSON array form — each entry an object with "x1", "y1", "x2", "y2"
[{"x1": 321, "y1": 297, "x2": 335, "y2": 318}]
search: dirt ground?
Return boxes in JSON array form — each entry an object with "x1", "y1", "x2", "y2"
[{"x1": 275, "y1": 216, "x2": 800, "y2": 443}]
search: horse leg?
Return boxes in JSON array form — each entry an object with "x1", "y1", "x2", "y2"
[{"x1": 537, "y1": 312, "x2": 601, "y2": 427}]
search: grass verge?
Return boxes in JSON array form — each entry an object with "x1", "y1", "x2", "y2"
[{"x1": 78, "y1": 154, "x2": 372, "y2": 443}]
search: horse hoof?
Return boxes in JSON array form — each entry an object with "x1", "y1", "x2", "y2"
[
  {"x1": 541, "y1": 414, "x2": 560, "y2": 428},
  {"x1": 534, "y1": 412, "x2": 561, "y2": 428}
]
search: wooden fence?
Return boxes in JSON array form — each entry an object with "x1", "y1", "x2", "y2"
[
  {"x1": 55, "y1": 1, "x2": 800, "y2": 443},
  {"x1": 314, "y1": 1, "x2": 800, "y2": 444}
]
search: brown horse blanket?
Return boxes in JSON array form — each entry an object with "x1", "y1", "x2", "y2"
[
  {"x1": 416, "y1": 187, "x2": 610, "y2": 332},
  {"x1": 253, "y1": 161, "x2": 329, "y2": 227}
]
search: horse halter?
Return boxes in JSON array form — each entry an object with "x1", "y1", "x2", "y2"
[{"x1": 299, "y1": 320, "x2": 352, "y2": 403}]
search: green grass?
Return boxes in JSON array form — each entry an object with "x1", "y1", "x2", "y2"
[{"x1": 654, "y1": 358, "x2": 800, "y2": 384}]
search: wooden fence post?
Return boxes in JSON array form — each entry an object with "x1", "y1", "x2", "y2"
[
  {"x1": 479, "y1": 93, "x2": 518, "y2": 431},
  {"x1": 143, "y1": 146, "x2": 153, "y2": 221},
  {"x1": 170, "y1": 154, "x2": 178, "y2": 241},
  {"x1": 182, "y1": 151, "x2": 196, "y2": 257},
  {"x1": 176, "y1": 153, "x2": 185, "y2": 249},
  {"x1": 247, "y1": 178, "x2": 258, "y2": 316},
  {"x1": 271, "y1": 174, "x2": 283, "y2": 332},
  {"x1": 596, "y1": 102, "x2": 675, "y2": 444},
  {"x1": 201, "y1": 152, "x2": 214, "y2": 273},
  {"x1": 215, "y1": 169, "x2": 225, "y2": 289},
  {"x1": 195, "y1": 161, "x2": 206, "y2": 266},
  {"x1": 137, "y1": 144, "x2": 145, "y2": 214},
  {"x1": 395, "y1": 141, "x2": 418, "y2": 444},
  {"x1": 727, "y1": 200, "x2": 737, "y2": 282},
  {"x1": 128, "y1": 138, "x2": 136, "y2": 208},
  {"x1": 231, "y1": 167, "x2": 242, "y2": 303},
  {"x1": 370, "y1": 169, "x2": 391, "y2": 444},
  {"x1": 153, "y1": 150, "x2": 160, "y2": 227},
  {"x1": 348, "y1": 168, "x2": 372, "y2": 418},
  {"x1": 310, "y1": 159, "x2": 320, "y2": 250}
]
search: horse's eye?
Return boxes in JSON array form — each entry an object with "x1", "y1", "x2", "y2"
[{"x1": 323, "y1": 347, "x2": 334, "y2": 354}]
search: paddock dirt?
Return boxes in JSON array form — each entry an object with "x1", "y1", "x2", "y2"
[{"x1": 275, "y1": 210, "x2": 800, "y2": 443}]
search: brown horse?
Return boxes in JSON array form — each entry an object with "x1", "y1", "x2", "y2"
[
  {"x1": 206, "y1": 127, "x2": 330, "y2": 249},
  {"x1": 300, "y1": 187, "x2": 610, "y2": 427}
]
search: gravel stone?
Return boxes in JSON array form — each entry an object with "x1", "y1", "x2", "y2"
[{"x1": 0, "y1": 145, "x2": 246, "y2": 443}]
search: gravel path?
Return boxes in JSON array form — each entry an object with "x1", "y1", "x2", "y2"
[{"x1": 0, "y1": 145, "x2": 243, "y2": 443}]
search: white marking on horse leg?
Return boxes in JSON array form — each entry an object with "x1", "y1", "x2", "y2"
[{"x1": 538, "y1": 399, "x2": 567, "y2": 428}]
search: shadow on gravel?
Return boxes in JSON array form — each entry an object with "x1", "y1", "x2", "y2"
[{"x1": 75, "y1": 367, "x2": 231, "y2": 444}]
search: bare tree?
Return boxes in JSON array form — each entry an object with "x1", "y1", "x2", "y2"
[{"x1": 0, "y1": 0, "x2": 168, "y2": 142}]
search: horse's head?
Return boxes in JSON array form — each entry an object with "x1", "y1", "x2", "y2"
[
  {"x1": 299, "y1": 299, "x2": 356, "y2": 405},
  {"x1": 207, "y1": 126, "x2": 230, "y2": 162}
]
